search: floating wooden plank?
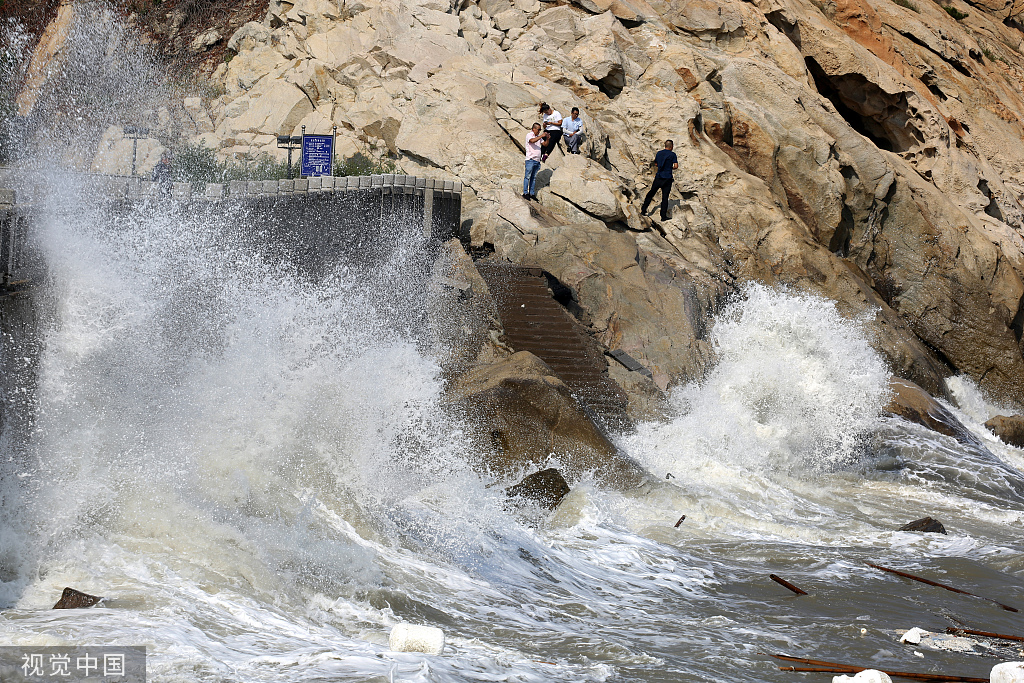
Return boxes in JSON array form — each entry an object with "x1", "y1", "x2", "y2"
[
  {"x1": 769, "y1": 574, "x2": 808, "y2": 595},
  {"x1": 866, "y1": 562, "x2": 1019, "y2": 612}
]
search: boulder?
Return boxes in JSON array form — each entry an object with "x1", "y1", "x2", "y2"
[
  {"x1": 533, "y1": 6, "x2": 586, "y2": 47},
  {"x1": 223, "y1": 80, "x2": 314, "y2": 136},
  {"x1": 493, "y1": 8, "x2": 529, "y2": 30},
  {"x1": 670, "y1": 0, "x2": 743, "y2": 35},
  {"x1": 898, "y1": 517, "x2": 947, "y2": 534},
  {"x1": 226, "y1": 21, "x2": 271, "y2": 53},
  {"x1": 984, "y1": 415, "x2": 1024, "y2": 448},
  {"x1": 572, "y1": 0, "x2": 657, "y2": 23},
  {"x1": 546, "y1": 154, "x2": 629, "y2": 222},
  {"x1": 190, "y1": 29, "x2": 221, "y2": 53},
  {"x1": 183, "y1": 97, "x2": 214, "y2": 133},
  {"x1": 885, "y1": 378, "x2": 978, "y2": 447},
  {"x1": 53, "y1": 587, "x2": 103, "y2": 609},
  {"x1": 450, "y1": 351, "x2": 649, "y2": 489},
  {"x1": 505, "y1": 467, "x2": 571, "y2": 510}
]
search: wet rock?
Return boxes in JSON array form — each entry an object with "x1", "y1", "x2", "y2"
[
  {"x1": 885, "y1": 378, "x2": 979, "y2": 447},
  {"x1": 53, "y1": 587, "x2": 103, "y2": 609},
  {"x1": 450, "y1": 351, "x2": 649, "y2": 489},
  {"x1": 505, "y1": 467, "x2": 571, "y2": 511},
  {"x1": 898, "y1": 517, "x2": 947, "y2": 534},
  {"x1": 984, "y1": 415, "x2": 1024, "y2": 448}
]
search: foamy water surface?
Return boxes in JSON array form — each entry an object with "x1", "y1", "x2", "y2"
[{"x1": 0, "y1": 183, "x2": 1021, "y2": 683}]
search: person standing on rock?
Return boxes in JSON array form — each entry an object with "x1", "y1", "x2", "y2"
[
  {"x1": 539, "y1": 102, "x2": 562, "y2": 161},
  {"x1": 523, "y1": 122, "x2": 547, "y2": 201},
  {"x1": 152, "y1": 151, "x2": 172, "y2": 196},
  {"x1": 641, "y1": 140, "x2": 678, "y2": 222},
  {"x1": 563, "y1": 107, "x2": 584, "y2": 155}
]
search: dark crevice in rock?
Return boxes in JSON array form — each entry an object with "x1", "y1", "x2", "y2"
[
  {"x1": 830, "y1": 205, "x2": 855, "y2": 256},
  {"x1": 584, "y1": 72, "x2": 623, "y2": 99},
  {"x1": 1010, "y1": 296, "x2": 1024, "y2": 344},
  {"x1": 765, "y1": 10, "x2": 799, "y2": 47},
  {"x1": 805, "y1": 57, "x2": 924, "y2": 153},
  {"x1": 706, "y1": 68, "x2": 723, "y2": 92},
  {"x1": 544, "y1": 271, "x2": 589, "y2": 322},
  {"x1": 977, "y1": 179, "x2": 1004, "y2": 221},
  {"x1": 898, "y1": 29, "x2": 974, "y2": 77},
  {"x1": 922, "y1": 71, "x2": 947, "y2": 100}
]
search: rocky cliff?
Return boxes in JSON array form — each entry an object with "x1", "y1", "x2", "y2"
[{"x1": 18, "y1": 0, "x2": 1024, "y2": 408}]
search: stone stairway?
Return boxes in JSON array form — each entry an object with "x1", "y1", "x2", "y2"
[{"x1": 475, "y1": 261, "x2": 631, "y2": 433}]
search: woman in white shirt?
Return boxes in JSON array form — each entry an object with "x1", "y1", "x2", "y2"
[{"x1": 539, "y1": 102, "x2": 562, "y2": 161}]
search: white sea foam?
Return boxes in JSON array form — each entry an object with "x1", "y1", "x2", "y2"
[{"x1": 630, "y1": 283, "x2": 890, "y2": 477}]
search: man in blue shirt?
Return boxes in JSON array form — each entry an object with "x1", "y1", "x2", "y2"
[
  {"x1": 641, "y1": 140, "x2": 678, "y2": 222},
  {"x1": 562, "y1": 107, "x2": 584, "y2": 154}
]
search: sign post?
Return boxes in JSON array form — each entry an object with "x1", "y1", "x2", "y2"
[{"x1": 301, "y1": 132, "x2": 335, "y2": 178}]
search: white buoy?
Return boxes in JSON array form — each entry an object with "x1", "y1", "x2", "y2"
[
  {"x1": 832, "y1": 671, "x2": 893, "y2": 683},
  {"x1": 388, "y1": 623, "x2": 445, "y2": 655},
  {"x1": 991, "y1": 662, "x2": 1024, "y2": 683}
]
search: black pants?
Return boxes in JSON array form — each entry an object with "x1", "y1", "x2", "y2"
[
  {"x1": 541, "y1": 130, "x2": 562, "y2": 157},
  {"x1": 642, "y1": 177, "x2": 672, "y2": 220}
]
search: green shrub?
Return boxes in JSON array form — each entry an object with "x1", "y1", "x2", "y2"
[
  {"x1": 332, "y1": 152, "x2": 399, "y2": 177},
  {"x1": 893, "y1": 0, "x2": 919, "y2": 12},
  {"x1": 171, "y1": 143, "x2": 221, "y2": 184},
  {"x1": 942, "y1": 5, "x2": 968, "y2": 20},
  {"x1": 982, "y1": 47, "x2": 1008, "y2": 63},
  {"x1": 168, "y1": 146, "x2": 401, "y2": 185},
  {"x1": 169, "y1": 145, "x2": 294, "y2": 184}
]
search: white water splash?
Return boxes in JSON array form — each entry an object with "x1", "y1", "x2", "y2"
[{"x1": 632, "y1": 284, "x2": 890, "y2": 476}]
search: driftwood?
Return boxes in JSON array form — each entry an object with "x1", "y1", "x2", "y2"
[
  {"x1": 770, "y1": 654, "x2": 988, "y2": 682},
  {"x1": 769, "y1": 574, "x2": 808, "y2": 595},
  {"x1": 866, "y1": 562, "x2": 1019, "y2": 612},
  {"x1": 945, "y1": 626, "x2": 1024, "y2": 642}
]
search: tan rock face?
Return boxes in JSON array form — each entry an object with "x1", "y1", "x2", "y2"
[{"x1": 38, "y1": 0, "x2": 1022, "y2": 407}]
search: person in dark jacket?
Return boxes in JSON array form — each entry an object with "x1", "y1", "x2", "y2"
[
  {"x1": 640, "y1": 140, "x2": 677, "y2": 221},
  {"x1": 152, "y1": 151, "x2": 172, "y2": 195}
]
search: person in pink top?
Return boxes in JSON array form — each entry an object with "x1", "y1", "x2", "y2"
[{"x1": 523, "y1": 122, "x2": 547, "y2": 201}]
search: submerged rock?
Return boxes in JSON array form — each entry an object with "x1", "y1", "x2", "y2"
[
  {"x1": 984, "y1": 415, "x2": 1024, "y2": 449},
  {"x1": 898, "y1": 517, "x2": 947, "y2": 534},
  {"x1": 505, "y1": 467, "x2": 571, "y2": 511},
  {"x1": 53, "y1": 587, "x2": 103, "y2": 609}
]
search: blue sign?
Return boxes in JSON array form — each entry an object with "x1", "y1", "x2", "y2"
[{"x1": 301, "y1": 134, "x2": 334, "y2": 177}]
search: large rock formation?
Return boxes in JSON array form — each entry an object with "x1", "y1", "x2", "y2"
[
  {"x1": 24, "y1": 0, "x2": 1024, "y2": 408},
  {"x1": 449, "y1": 350, "x2": 649, "y2": 489}
]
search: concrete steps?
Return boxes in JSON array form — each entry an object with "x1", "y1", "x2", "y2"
[{"x1": 476, "y1": 261, "x2": 631, "y2": 433}]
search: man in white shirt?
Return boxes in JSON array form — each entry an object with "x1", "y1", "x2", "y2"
[
  {"x1": 539, "y1": 102, "x2": 562, "y2": 161},
  {"x1": 523, "y1": 122, "x2": 546, "y2": 200},
  {"x1": 562, "y1": 107, "x2": 584, "y2": 154}
]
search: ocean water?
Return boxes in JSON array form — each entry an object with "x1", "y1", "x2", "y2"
[
  {"x1": 2, "y1": 9, "x2": 1024, "y2": 683},
  {"x1": 0, "y1": 179, "x2": 1022, "y2": 683}
]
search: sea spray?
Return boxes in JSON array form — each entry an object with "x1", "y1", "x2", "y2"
[{"x1": 631, "y1": 283, "x2": 891, "y2": 477}]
